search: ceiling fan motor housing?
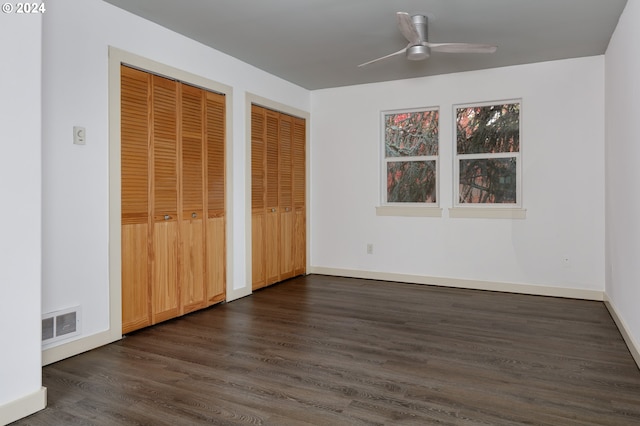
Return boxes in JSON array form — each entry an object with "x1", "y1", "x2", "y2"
[
  {"x1": 407, "y1": 14, "x2": 430, "y2": 60},
  {"x1": 407, "y1": 45, "x2": 430, "y2": 60}
]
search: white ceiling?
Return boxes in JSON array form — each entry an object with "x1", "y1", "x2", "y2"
[{"x1": 102, "y1": 0, "x2": 627, "y2": 90}]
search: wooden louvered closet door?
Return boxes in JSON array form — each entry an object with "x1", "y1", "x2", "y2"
[
  {"x1": 205, "y1": 91, "x2": 226, "y2": 306},
  {"x1": 265, "y1": 110, "x2": 280, "y2": 285},
  {"x1": 251, "y1": 105, "x2": 306, "y2": 291},
  {"x1": 121, "y1": 66, "x2": 152, "y2": 333},
  {"x1": 279, "y1": 114, "x2": 294, "y2": 280},
  {"x1": 121, "y1": 65, "x2": 226, "y2": 334},
  {"x1": 152, "y1": 74, "x2": 180, "y2": 324},
  {"x1": 292, "y1": 117, "x2": 306, "y2": 276},
  {"x1": 251, "y1": 107, "x2": 267, "y2": 288},
  {"x1": 180, "y1": 83, "x2": 206, "y2": 315}
]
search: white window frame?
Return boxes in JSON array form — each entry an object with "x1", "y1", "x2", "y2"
[
  {"x1": 377, "y1": 107, "x2": 442, "y2": 217},
  {"x1": 451, "y1": 99, "x2": 525, "y2": 219}
]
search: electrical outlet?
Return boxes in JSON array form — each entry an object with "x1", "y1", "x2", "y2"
[{"x1": 367, "y1": 243, "x2": 373, "y2": 254}]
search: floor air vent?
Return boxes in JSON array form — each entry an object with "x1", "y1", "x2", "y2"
[{"x1": 42, "y1": 306, "x2": 81, "y2": 346}]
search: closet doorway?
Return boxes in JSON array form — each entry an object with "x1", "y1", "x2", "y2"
[
  {"x1": 120, "y1": 65, "x2": 226, "y2": 334},
  {"x1": 251, "y1": 104, "x2": 306, "y2": 290}
]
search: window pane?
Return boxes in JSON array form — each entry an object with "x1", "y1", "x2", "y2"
[
  {"x1": 456, "y1": 103, "x2": 520, "y2": 154},
  {"x1": 385, "y1": 110, "x2": 439, "y2": 158},
  {"x1": 387, "y1": 161, "x2": 436, "y2": 203},
  {"x1": 459, "y1": 158, "x2": 516, "y2": 204}
]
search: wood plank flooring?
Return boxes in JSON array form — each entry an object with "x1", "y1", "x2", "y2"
[{"x1": 14, "y1": 275, "x2": 640, "y2": 425}]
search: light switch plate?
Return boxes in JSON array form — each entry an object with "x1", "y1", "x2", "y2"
[{"x1": 73, "y1": 126, "x2": 86, "y2": 145}]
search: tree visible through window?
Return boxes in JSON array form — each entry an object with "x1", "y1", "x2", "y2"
[
  {"x1": 383, "y1": 108, "x2": 439, "y2": 204},
  {"x1": 455, "y1": 101, "x2": 520, "y2": 205}
]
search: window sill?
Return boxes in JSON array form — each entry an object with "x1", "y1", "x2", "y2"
[
  {"x1": 376, "y1": 206, "x2": 443, "y2": 217},
  {"x1": 448, "y1": 207, "x2": 527, "y2": 219}
]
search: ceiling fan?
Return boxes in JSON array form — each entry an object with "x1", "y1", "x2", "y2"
[{"x1": 358, "y1": 12, "x2": 497, "y2": 67}]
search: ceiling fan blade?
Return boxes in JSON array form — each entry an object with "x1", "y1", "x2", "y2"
[
  {"x1": 396, "y1": 12, "x2": 420, "y2": 45},
  {"x1": 427, "y1": 43, "x2": 497, "y2": 54},
  {"x1": 358, "y1": 46, "x2": 408, "y2": 67}
]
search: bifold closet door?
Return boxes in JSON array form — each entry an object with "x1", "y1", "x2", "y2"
[
  {"x1": 120, "y1": 69, "x2": 181, "y2": 329},
  {"x1": 251, "y1": 104, "x2": 306, "y2": 291},
  {"x1": 121, "y1": 65, "x2": 226, "y2": 334},
  {"x1": 180, "y1": 83, "x2": 206, "y2": 314},
  {"x1": 205, "y1": 91, "x2": 226, "y2": 306}
]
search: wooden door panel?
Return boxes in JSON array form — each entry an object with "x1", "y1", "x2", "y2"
[
  {"x1": 121, "y1": 223, "x2": 150, "y2": 334},
  {"x1": 205, "y1": 91, "x2": 225, "y2": 305},
  {"x1": 266, "y1": 210, "x2": 279, "y2": 285},
  {"x1": 294, "y1": 208, "x2": 305, "y2": 276},
  {"x1": 181, "y1": 218, "x2": 206, "y2": 314},
  {"x1": 251, "y1": 106, "x2": 266, "y2": 290},
  {"x1": 252, "y1": 211, "x2": 266, "y2": 290},
  {"x1": 152, "y1": 221, "x2": 180, "y2": 323},
  {"x1": 180, "y1": 84, "x2": 206, "y2": 314},
  {"x1": 121, "y1": 65, "x2": 151, "y2": 334},
  {"x1": 279, "y1": 115, "x2": 295, "y2": 279},
  {"x1": 151, "y1": 75, "x2": 179, "y2": 324},
  {"x1": 293, "y1": 117, "x2": 306, "y2": 277},
  {"x1": 280, "y1": 210, "x2": 294, "y2": 280},
  {"x1": 206, "y1": 216, "x2": 225, "y2": 305}
]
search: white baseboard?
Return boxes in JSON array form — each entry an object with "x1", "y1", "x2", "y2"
[
  {"x1": 42, "y1": 329, "x2": 119, "y2": 366},
  {"x1": 604, "y1": 294, "x2": 640, "y2": 369},
  {"x1": 307, "y1": 267, "x2": 604, "y2": 301},
  {"x1": 0, "y1": 387, "x2": 46, "y2": 426}
]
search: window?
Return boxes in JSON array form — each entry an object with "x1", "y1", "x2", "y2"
[
  {"x1": 382, "y1": 108, "x2": 439, "y2": 205},
  {"x1": 454, "y1": 101, "x2": 521, "y2": 207}
]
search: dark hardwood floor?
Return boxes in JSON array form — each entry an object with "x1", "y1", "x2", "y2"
[{"x1": 14, "y1": 275, "x2": 640, "y2": 425}]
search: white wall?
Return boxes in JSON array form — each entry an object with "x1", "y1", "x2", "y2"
[
  {"x1": 0, "y1": 11, "x2": 46, "y2": 424},
  {"x1": 41, "y1": 0, "x2": 309, "y2": 353},
  {"x1": 310, "y1": 56, "x2": 605, "y2": 295},
  {"x1": 605, "y1": 0, "x2": 640, "y2": 355}
]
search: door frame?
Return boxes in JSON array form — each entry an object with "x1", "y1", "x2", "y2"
[
  {"x1": 245, "y1": 93, "x2": 311, "y2": 289},
  {"x1": 108, "y1": 47, "x2": 234, "y2": 339}
]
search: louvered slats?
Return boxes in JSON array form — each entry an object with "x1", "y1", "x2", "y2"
[
  {"x1": 279, "y1": 116, "x2": 292, "y2": 208},
  {"x1": 293, "y1": 118, "x2": 306, "y2": 208},
  {"x1": 121, "y1": 66, "x2": 150, "y2": 225},
  {"x1": 251, "y1": 108, "x2": 265, "y2": 210},
  {"x1": 266, "y1": 111, "x2": 279, "y2": 209},
  {"x1": 207, "y1": 92, "x2": 225, "y2": 214},
  {"x1": 181, "y1": 84, "x2": 204, "y2": 214},
  {"x1": 152, "y1": 75, "x2": 178, "y2": 217}
]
